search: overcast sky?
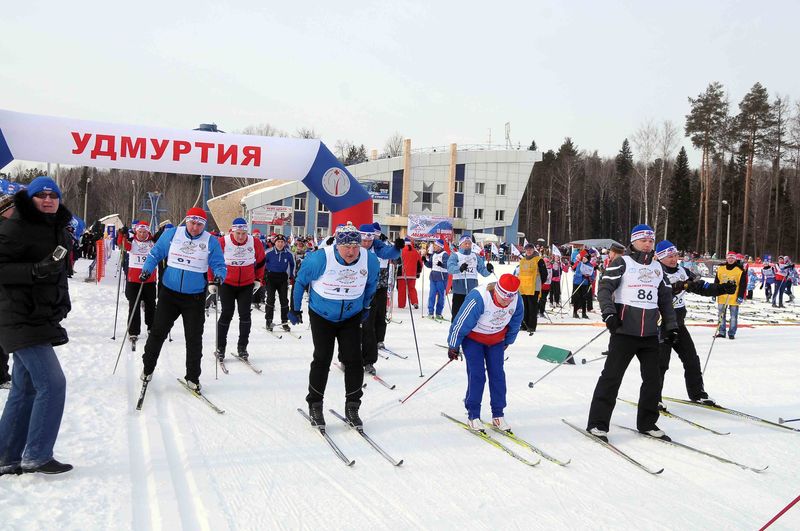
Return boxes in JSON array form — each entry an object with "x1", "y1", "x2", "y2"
[{"x1": 2, "y1": 0, "x2": 798, "y2": 169}]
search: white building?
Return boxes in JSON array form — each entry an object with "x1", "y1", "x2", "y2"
[{"x1": 237, "y1": 141, "x2": 540, "y2": 243}]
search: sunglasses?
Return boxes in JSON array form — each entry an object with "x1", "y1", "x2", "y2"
[{"x1": 34, "y1": 192, "x2": 59, "y2": 200}]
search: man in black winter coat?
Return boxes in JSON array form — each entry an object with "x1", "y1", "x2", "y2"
[
  {"x1": 586, "y1": 224, "x2": 678, "y2": 442},
  {"x1": 0, "y1": 177, "x2": 74, "y2": 476},
  {"x1": 0, "y1": 193, "x2": 16, "y2": 389}
]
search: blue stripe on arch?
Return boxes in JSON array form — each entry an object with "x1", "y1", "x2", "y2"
[
  {"x1": 0, "y1": 128, "x2": 14, "y2": 169},
  {"x1": 301, "y1": 142, "x2": 369, "y2": 213}
]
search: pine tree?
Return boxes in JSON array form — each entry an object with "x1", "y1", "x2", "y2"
[
  {"x1": 615, "y1": 139, "x2": 634, "y2": 235},
  {"x1": 528, "y1": 140, "x2": 538, "y2": 151},
  {"x1": 668, "y1": 147, "x2": 694, "y2": 251}
]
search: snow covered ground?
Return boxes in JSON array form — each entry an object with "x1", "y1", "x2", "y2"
[{"x1": 2, "y1": 256, "x2": 799, "y2": 531}]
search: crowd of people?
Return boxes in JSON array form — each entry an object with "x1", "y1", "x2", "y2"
[{"x1": 1, "y1": 178, "x2": 798, "y2": 476}]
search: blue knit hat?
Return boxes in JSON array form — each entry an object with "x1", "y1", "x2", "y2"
[
  {"x1": 335, "y1": 224, "x2": 361, "y2": 246},
  {"x1": 630, "y1": 224, "x2": 655, "y2": 242},
  {"x1": 434, "y1": 239, "x2": 445, "y2": 247},
  {"x1": 231, "y1": 217, "x2": 248, "y2": 231},
  {"x1": 655, "y1": 240, "x2": 678, "y2": 260},
  {"x1": 372, "y1": 221, "x2": 382, "y2": 234},
  {"x1": 27, "y1": 176, "x2": 62, "y2": 199}
]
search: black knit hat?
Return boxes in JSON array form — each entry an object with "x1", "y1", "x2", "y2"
[{"x1": 0, "y1": 194, "x2": 14, "y2": 215}]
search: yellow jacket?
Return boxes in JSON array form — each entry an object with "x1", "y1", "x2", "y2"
[
  {"x1": 715, "y1": 264, "x2": 745, "y2": 306},
  {"x1": 518, "y1": 256, "x2": 541, "y2": 295}
]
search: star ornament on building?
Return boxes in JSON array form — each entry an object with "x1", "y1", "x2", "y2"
[{"x1": 413, "y1": 182, "x2": 442, "y2": 212}]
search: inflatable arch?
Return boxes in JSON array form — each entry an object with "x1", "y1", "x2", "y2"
[{"x1": 0, "y1": 109, "x2": 372, "y2": 229}]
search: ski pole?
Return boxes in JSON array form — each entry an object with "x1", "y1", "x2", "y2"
[
  {"x1": 399, "y1": 359, "x2": 453, "y2": 404},
  {"x1": 113, "y1": 282, "x2": 145, "y2": 375},
  {"x1": 759, "y1": 493, "x2": 800, "y2": 531},
  {"x1": 404, "y1": 277, "x2": 424, "y2": 377},
  {"x1": 528, "y1": 328, "x2": 608, "y2": 388},
  {"x1": 703, "y1": 302, "x2": 729, "y2": 375},
  {"x1": 214, "y1": 286, "x2": 220, "y2": 380},
  {"x1": 581, "y1": 354, "x2": 606, "y2": 364},
  {"x1": 778, "y1": 417, "x2": 800, "y2": 424},
  {"x1": 111, "y1": 248, "x2": 125, "y2": 339}
]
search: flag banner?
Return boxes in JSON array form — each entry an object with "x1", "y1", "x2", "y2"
[
  {"x1": 407, "y1": 214, "x2": 453, "y2": 240},
  {"x1": 0, "y1": 109, "x2": 372, "y2": 224},
  {"x1": 551, "y1": 244, "x2": 561, "y2": 257},
  {"x1": 510, "y1": 244, "x2": 521, "y2": 257}
]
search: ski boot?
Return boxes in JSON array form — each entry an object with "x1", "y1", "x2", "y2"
[
  {"x1": 186, "y1": 380, "x2": 202, "y2": 393},
  {"x1": 309, "y1": 402, "x2": 325, "y2": 428},
  {"x1": 266, "y1": 321, "x2": 274, "y2": 332},
  {"x1": 640, "y1": 426, "x2": 671, "y2": 441},
  {"x1": 22, "y1": 459, "x2": 73, "y2": 475},
  {"x1": 492, "y1": 416, "x2": 512, "y2": 433},
  {"x1": 237, "y1": 349, "x2": 249, "y2": 361},
  {"x1": 140, "y1": 371, "x2": 153, "y2": 382},
  {"x1": 281, "y1": 322, "x2": 291, "y2": 332},
  {"x1": 376, "y1": 341, "x2": 385, "y2": 350},
  {"x1": 467, "y1": 417, "x2": 484, "y2": 432},
  {"x1": 364, "y1": 363, "x2": 376, "y2": 375},
  {"x1": 588, "y1": 427, "x2": 608, "y2": 442},
  {"x1": 345, "y1": 401, "x2": 363, "y2": 428},
  {"x1": 216, "y1": 350, "x2": 225, "y2": 362}
]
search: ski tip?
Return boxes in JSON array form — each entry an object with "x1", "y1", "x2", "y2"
[
  {"x1": 395, "y1": 459, "x2": 404, "y2": 466},
  {"x1": 653, "y1": 468, "x2": 665, "y2": 475},
  {"x1": 528, "y1": 382, "x2": 534, "y2": 388}
]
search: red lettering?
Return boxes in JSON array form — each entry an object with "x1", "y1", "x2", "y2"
[
  {"x1": 241, "y1": 145, "x2": 261, "y2": 167},
  {"x1": 90, "y1": 134, "x2": 117, "y2": 160},
  {"x1": 172, "y1": 140, "x2": 192, "y2": 161},
  {"x1": 71, "y1": 132, "x2": 92, "y2": 154},
  {"x1": 121, "y1": 136, "x2": 146, "y2": 158},
  {"x1": 194, "y1": 141, "x2": 215, "y2": 163},
  {"x1": 217, "y1": 144, "x2": 238, "y2": 165},
  {"x1": 150, "y1": 138, "x2": 169, "y2": 160}
]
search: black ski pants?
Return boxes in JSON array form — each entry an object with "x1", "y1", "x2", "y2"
[
  {"x1": 307, "y1": 310, "x2": 364, "y2": 406},
  {"x1": 265, "y1": 273, "x2": 289, "y2": 324},
  {"x1": 587, "y1": 334, "x2": 661, "y2": 432},
  {"x1": 452, "y1": 293, "x2": 466, "y2": 319},
  {"x1": 217, "y1": 283, "x2": 254, "y2": 354},
  {"x1": 549, "y1": 281, "x2": 561, "y2": 305},
  {"x1": 521, "y1": 292, "x2": 540, "y2": 331},
  {"x1": 659, "y1": 325, "x2": 706, "y2": 401},
  {"x1": 142, "y1": 287, "x2": 206, "y2": 384},
  {"x1": 362, "y1": 287, "x2": 388, "y2": 364},
  {"x1": 0, "y1": 345, "x2": 9, "y2": 384},
  {"x1": 572, "y1": 284, "x2": 590, "y2": 315},
  {"x1": 125, "y1": 281, "x2": 157, "y2": 336}
]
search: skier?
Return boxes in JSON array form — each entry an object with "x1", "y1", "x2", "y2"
[
  {"x1": 760, "y1": 257, "x2": 776, "y2": 302},
  {"x1": 537, "y1": 256, "x2": 552, "y2": 317},
  {"x1": 396, "y1": 238, "x2": 423, "y2": 309},
  {"x1": 586, "y1": 224, "x2": 678, "y2": 442},
  {"x1": 518, "y1": 242, "x2": 548, "y2": 334},
  {"x1": 714, "y1": 251, "x2": 746, "y2": 338},
  {"x1": 357, "y1": 223, "x2": 402, "y2": 375},
  {"x1": 121, "y1": 221, "x2": 157, "y2": 345},
  {"x1": 139, "y1": 207, "x2": 227, "y2": 391},
  {"x1": 212, "y1": 218, "x2": 265, "y2": 361},
  {"x1": 447, "y1": 235, "x2": 492, "y2": 317},
  {"x1": 424, "y1": 239, "x2": 449, "y2": 321},
  {"x1": 370, "y1": 222, "x2": 403, "y2": 351},
  {"x1": 264, "y1": 234, "x2": 295, "y2": 332},
  {"x1": 571, "y1": 251, "x2": 595, "y2": 319},
  {"x1": 289, "y1": 224, "x2": 379, "y2": 428},
  {"x1": 0, "y1": 193, "x2": 15, "y2": 390},
  {"x1": 446, "y1": 273, "x2": 524, "y2": 430},
  {"x1": 654, "y1": 240, "x2": 737, "y2": 406},
  {"x1": 0, "y1": 177, "x2": 74, "y2": 474}
]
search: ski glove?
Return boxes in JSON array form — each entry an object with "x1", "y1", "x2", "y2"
[
  {"x1": 212, "y1": 276, "x2": 224, "y2": 285},
  {"x1": 486, "y1": 263, "x2": 494, "y2": 273},
  {"x1": 447, "y1": 347, "x2": 460, "y2": 361},
  {"x1": 663, "y1": 328, "x2": 679, "y2": 345},
  {"x1": 138, "y1": 270, "x2": 151, "y2": 282},
  {"x1": 360, "y1": 307, "x2": 371, "y2": 323},
  {"x1": 436, "y1": 260, "x2": 444, "y2": 268},
  {"x1": 459, "y1": 263, "x2": 469, "y2": 272},
  {"x1": 288, "y1": 310, "x2": 303, "y2": 325},
  {"x1": 737, "y1": 297, "x2": 743, "y2": 304},
  {"x1": 672, "y1": 281, "x2": 689, "y2": 295},
  {"x1": 759, "y1": 284, "x2": 763, "y2": 290},
  {"x1": 723, "y1": 282, "x2": 737, "y2": 294},
  {"x1": 253, "y1": 281, "x2": 261, "y2": 291},
  {"x1": 602, "y1": 313, "x2": 620, "y2": 332},
  {"x1": 394, "y1": 238, "x2": 405, "y2": 251},
  {"x1": 32, "y1": 254, "x2": 64, "y2": 279}
]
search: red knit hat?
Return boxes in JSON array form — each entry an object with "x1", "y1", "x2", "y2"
[
  {"x1": 185, "y1": 207, "x2": 207, "y2": 222},
  {"x1": 495, "y1": 273, "x2": 520, "y2": 298}
]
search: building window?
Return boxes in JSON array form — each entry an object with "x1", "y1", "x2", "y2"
[
  {"x1": 294, "y1": 196, "x2": 306, "y2": 211},
  {"x1": 454, "y1": 181, "x2": 464, "y2": 194},
  {"x1": 318, "y1": 201, "x2": 329, "y2": 213},
  {"x1": 474, "y1": 208, "x2": 483, "y2": 220},
  {"x1": 373, "y1": 202, "x2": 380, "y2": 215},
  {"x1": 496, "y1": 184, "x2": 506, "y2": 196},
  {"x1": 475, "y1": 182, "x2": 485, "y2": 195},
  {"x1": 453, "y1": 206, "x2": 463, "y2": 218},
  {"x1": 391, "y1": 203, "x2": 401, "y2": 215},
  {"x1": 495, "y1": 210, "x2": 505, "y2": 222}
]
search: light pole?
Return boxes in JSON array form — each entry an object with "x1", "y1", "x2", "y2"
[
  {"x1": 83, "y1": 176, "x2": 92, "y2": 221},
  {"x1": 722, "y1": 200, "x2": 730, "y2": 254},
  {"x1": 130, "y1": 180, "x2": 136, "y2": 223},
  {"x1": 546, "y1": 209, "x2": 551, "y2": 248},
  {"x1": 661, "y1": 205, "x2": 668, "y2": 241}
]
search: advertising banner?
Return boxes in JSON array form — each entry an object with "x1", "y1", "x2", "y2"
[
  {"x1": 407, "y1": 214, "x2": 453, "y2": 241},
  {"x1": 360, "y1": 180, "x2": 389, "y2": 200},
  {"x1": 251, "y1": 205, "x2": 293, "y2": 226}
]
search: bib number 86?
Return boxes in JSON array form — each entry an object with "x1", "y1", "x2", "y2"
[{"x1": 637, "y1": 289, "x2": 653, "y2": 301}]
